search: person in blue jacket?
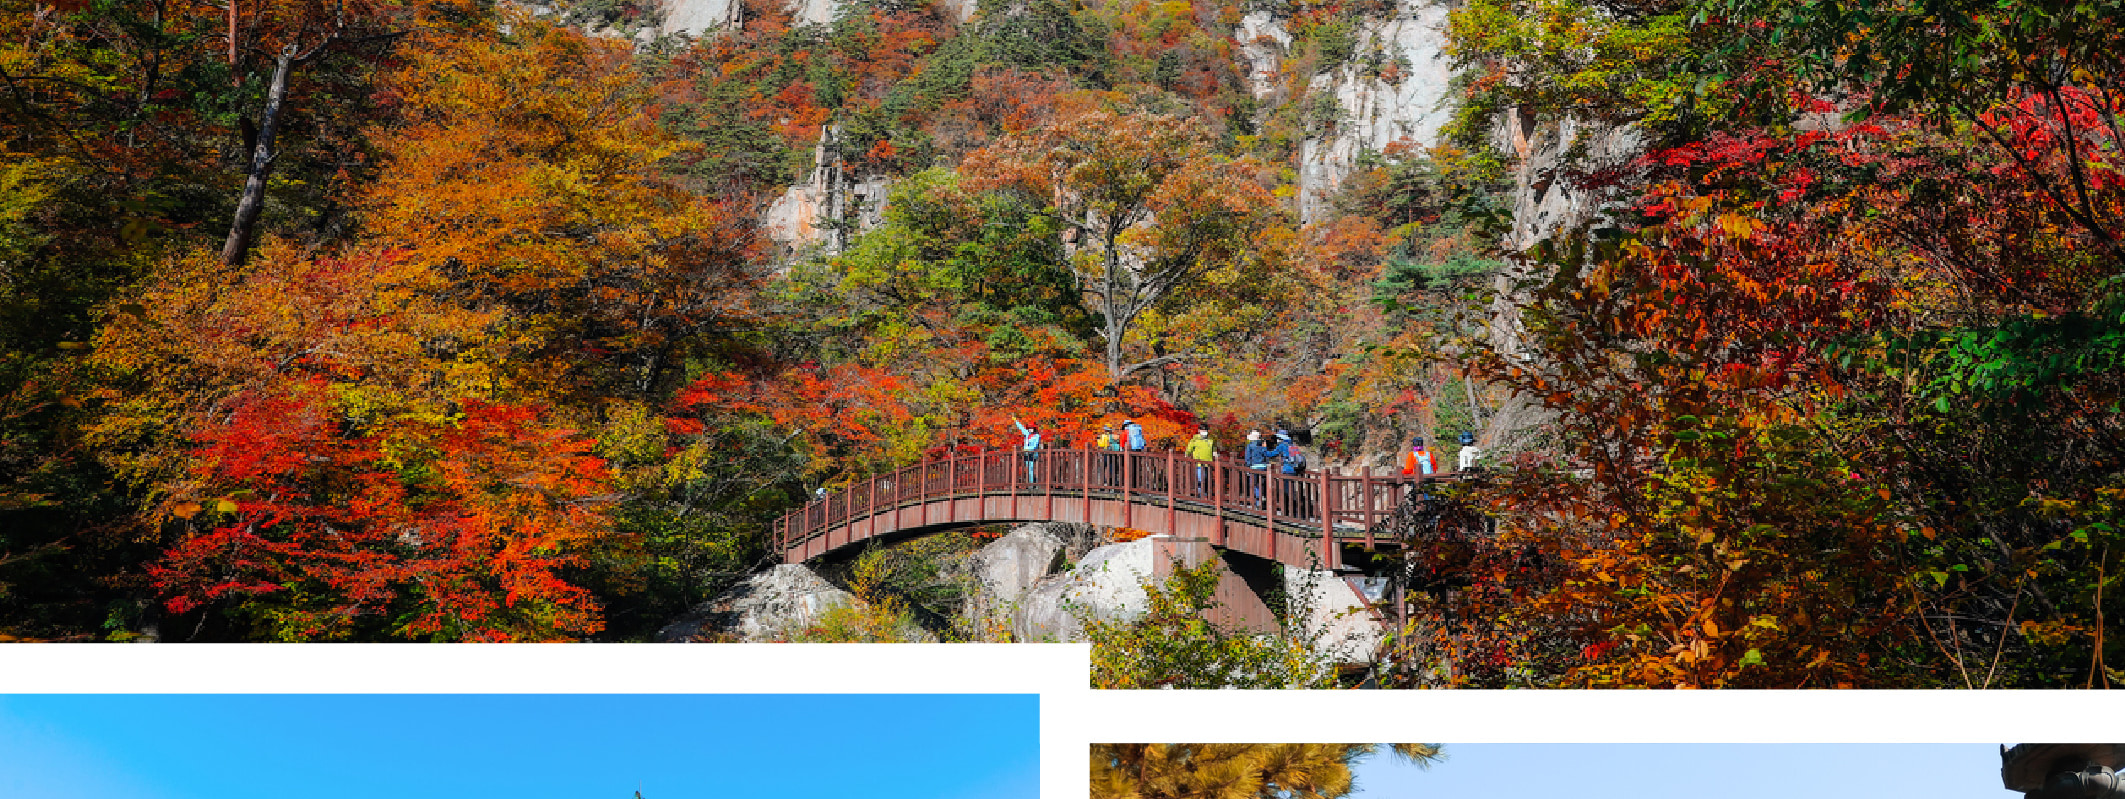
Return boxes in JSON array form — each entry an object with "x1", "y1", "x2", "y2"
[
  {"x1": 1264, "y1": 431, "x2": 1299, "y2": 515},
  {"x1": 1243, "y1": 430, "x2": 1268, "y2": 467},
  {"x1": 1277, "y1": 435, "x2": 1306, "y2": 476},
  {"x1": 1123, "y1": 418, "x2": 1147, "y2": 451},
  {"x1": 1243, "y1": 430, "x2": 1269, "y2": 504},
  {"x1": 1012, "y1": 416, "x2": 1041, "y2": 483}
]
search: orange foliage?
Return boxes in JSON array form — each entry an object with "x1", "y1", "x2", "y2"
[{"x1": 150, "y1": 378, "x2": 614, "y2": 641}]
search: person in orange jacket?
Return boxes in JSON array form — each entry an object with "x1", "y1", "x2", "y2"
[{"x1": 1401, "y1": 436, "x2": 1435, "y2": 477}]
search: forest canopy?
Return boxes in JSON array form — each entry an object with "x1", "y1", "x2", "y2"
[{"x1": 0, "y1": 0, "x2": 2117, "y2": 689}]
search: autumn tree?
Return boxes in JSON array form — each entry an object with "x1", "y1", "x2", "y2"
[
  {"x1": 1426, "y1": 0, "x2": 2125, "y2": 686},
  {"x1": 357, "y1": 15, "x2": 762, "y2": 404},
  {"x1": 963, "y1": 100, "x2": 1286, "y2": 382},
  {"x1": 0, "y1": 0, "x2": 462, "y2": 636},
  {"x1": 81, "y1": 244, "x2": 624, "y2": 640},
  {"x1": 59, "y1": 13, "x2": 787, "y2": 640},
  {"x1": 149, "y1": 378, "x2": 615, "y2": 641}
]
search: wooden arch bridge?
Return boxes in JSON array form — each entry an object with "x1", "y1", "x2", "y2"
[{"x1": 777, "y1": 447, "x2": 1468, "y2": 571}]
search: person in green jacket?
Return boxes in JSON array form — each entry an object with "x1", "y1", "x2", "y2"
[{"x1": 1185, "y1": 426, "x2": 1215, "y2": 495}]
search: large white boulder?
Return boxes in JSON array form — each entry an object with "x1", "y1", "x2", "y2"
[
  {"x1": 655, "y1": 564, "x2": 857, "y2": 642},
  {"x1": 1011, "y1": 537, "x2": 1159, "y2": 642},
  {"x1": 1282, "y1": 566, "x2": 1388, "y2": 663},
  {"x1": 961, "y1": 522, "x2": 1101, "y2": 636}
]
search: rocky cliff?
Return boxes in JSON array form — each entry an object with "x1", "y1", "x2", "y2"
[
  {"x1": 656, "y1": 0, "x2": 741, "y2": 36},
  {"x1": 1289, "y1": 2, "x2": 1461, "y2": 222}
]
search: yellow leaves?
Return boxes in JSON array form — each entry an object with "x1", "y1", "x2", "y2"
[
  {"x1": 0, "y1": 147, "x2": 67, "y2": 230},
  {"x1": 1712, "y1": 210, "x2": 1760, "y2": 241},
  {"x1": 169, "y1": 498, "x2": 237, "y2": 519}
]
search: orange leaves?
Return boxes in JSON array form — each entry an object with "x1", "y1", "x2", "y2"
[
  {"x1": 360, "y1": 19, "x2": 750, "y2": 309},
  {"x1": 968, "y1": 67, "x2": 1067, "y2": 133}
]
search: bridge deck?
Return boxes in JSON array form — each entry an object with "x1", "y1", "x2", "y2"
[{"x1": 777, "y1": 448, "x2": 1463, "y2": 570}]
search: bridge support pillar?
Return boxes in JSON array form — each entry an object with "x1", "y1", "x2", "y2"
[{"x1": 1151, "y1": 536, "x2": 1280, "y2": 635}]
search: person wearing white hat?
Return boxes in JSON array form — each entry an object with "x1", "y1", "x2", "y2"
[{"x1": 1242, "y1": 430, "x2": 1269, "y2": 505}]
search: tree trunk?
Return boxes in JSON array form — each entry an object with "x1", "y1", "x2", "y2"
[
  {"x1": 221, "y1": 45, "x2": 297, "y2": 267},
  {"x1": 1102, "y1": 225, "x2": 1127, "y2": 381}
]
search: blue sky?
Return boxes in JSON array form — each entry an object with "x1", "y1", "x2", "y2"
[
  {"x1": 0, "y1": 694, "x2": 1037, "y2": 799},
  {"x1": 1352, "y1": 743, "x2": 2012, "y2": 799}
]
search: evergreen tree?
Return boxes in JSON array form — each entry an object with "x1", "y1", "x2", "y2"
[{"x1": 1090, "y1": 744, "x2": 1441, "y2": 799}]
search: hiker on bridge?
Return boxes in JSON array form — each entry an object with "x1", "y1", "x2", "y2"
[
  {"x1": 1275, "y1": 432, "x2": 1313, "y2": 518},
  {"x1": 1263, "y1": 431, "x2": 1296, "y2": 510},
  {"x1": 1123, "y1": 417, "x2": 1154, "y2": 490},
  {"x1": 1403, "y1": 436, "x2": 1435, "y2": 477},
  {"x1": 1186, "y1": 426, "x2": 1214, "y2": 495},
  {"x1": 1276, "y1": 433, "x2": 1305, "y2": 476},
  {"x1": 1013, "y1": 416, "x2": 1041, "y2": 483},
  {"x1": 1457, "y1": 431, "x2": 1482, "y2": 471},
  {"x1": 1123, "y1": 418, "x2": 1146, "y2": 451},
  {"x1": 1096, "y1": 424, "x2": 1120, "y2": 485}
]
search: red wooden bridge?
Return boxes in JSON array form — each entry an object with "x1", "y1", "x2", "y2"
[{"x1": 777, "y1": 448, "x2": 1464, "y2": 571}]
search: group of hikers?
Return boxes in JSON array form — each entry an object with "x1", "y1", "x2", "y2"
[{"x1": 1008, "y1": 415, "x2": 1481, "y2": 487}]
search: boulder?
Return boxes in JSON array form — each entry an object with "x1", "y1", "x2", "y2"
[
  {"x1": 961, "y1": 522, "x2": 1101, "y2": 638},
  {"x1": 1011, "y1": 537, "x2": 1160, "y2": 642},
  {"x1": 655, "y1": 564, "x2": 856, "y2": 642},
  {"x1": 1282, "y1": 566, "x2": 1389, "y2": 663}
]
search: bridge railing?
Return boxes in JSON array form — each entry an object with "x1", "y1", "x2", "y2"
[{"x1": 778, "y1": 447, "x2": 1461, "y2": 560}]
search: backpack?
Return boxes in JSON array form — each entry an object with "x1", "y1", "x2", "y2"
[{"x1": 1284, "y1": 447, "x2": 1307, "y2": 475}]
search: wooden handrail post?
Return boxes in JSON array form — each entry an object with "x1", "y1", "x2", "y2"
[
  {"x1": 1212, "y1": 457, "x2": 1225, "y2": 546},
  {"x1": 1166, "y1": 449, "x2": 1176, "y2": 535},
  {"x1": 1081, "y1": 447, "x2": 1091, "y2": 507},
  {"x1": 1362, "y1": 464, "x2": 1376, "y2": 550},
  {"x1": 1319, "y1": 462, "x2": 1333, "y2": 569},
  {"x1": 1123, "y1": 450, "x2": 1134, "y2": 530},
  {"x1": 1266, "y1": 468, "x2": 1277, "y2": 542}
]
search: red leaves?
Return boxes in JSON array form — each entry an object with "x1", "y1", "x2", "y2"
[{"x1": 152, "y1": 380, "x2": 615, "y2": 641}]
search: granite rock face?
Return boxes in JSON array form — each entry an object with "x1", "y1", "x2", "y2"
[
  {"x1": 763, "y1": 124, "x2": 895, "y2": 258},
  {"x1": 655, "y1": 0, "x2": 741, "y2": 36},
  {"x1": 654, "y1": 563, "x2": 856, "y2": 642},
  {"x1": 1292, "y1": 0, "x2": 1458, "y2": 222},
  {"x1": 1234, "y1": 11, "x2": 1293, "y2": 100}
]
